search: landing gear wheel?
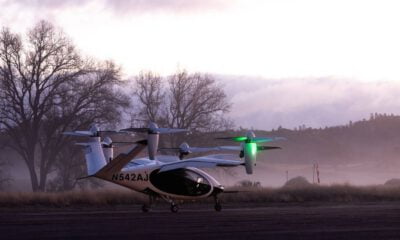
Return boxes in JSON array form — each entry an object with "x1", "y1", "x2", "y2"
[
  {"x1": 170, "y1": 204, "x2": 179, "y2": 213},
  {"x1": 142, "y1": 204, "x2": 150, "y2": 212},
  {"x1": 213, "y1": 194, "x2": 222, "y2": 212},
  {"x1": 214, "y1": 203, "x2": 222, "y2": 212}
]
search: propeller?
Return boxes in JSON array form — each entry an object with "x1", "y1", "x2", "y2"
[
  {"x1": 101, "y1": 137, "x2": 139, "y2": 148},
  {"x1": 101, "y1": 137, "x2": 113, "y2": 148},
  {"x1": 63, "y1": 124, "x2": 119, "y2": 137},
  {"x1": 257, "y1": 146, "x2": 281, "y2": 150},
  {"x1": 216, "y1": 131, "x2": 286, "y2": 143},
  {"x1": 120, "y1": 122, "x2": 187, "y2": 134}
]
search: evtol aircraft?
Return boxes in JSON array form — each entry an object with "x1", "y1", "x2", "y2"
[{"x1": 64, "y1": 123, "x2": 282, "y2": 212}]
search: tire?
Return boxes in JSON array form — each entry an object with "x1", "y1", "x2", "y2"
[
  {"x1": 142, "y1": 204, "x2": 150, "y2": 212},
  {"x1": 170, "y1": 204, "x2": 179, "y2": 213},
  {"x1": 214, "y1": 203, "x2": 222, "y2": 212}
]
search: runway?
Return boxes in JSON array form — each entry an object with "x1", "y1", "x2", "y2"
[{"x1": 1, "y1": 202, "x2": 400, "y2": 239}]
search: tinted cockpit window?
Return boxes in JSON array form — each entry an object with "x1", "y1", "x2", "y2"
[{"x1": 150, "y1": 169, "x2": 212, "y2": 196}]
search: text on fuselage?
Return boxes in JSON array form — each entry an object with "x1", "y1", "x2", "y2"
[{"x1": 111, "y1": 172, "x2": 149, "y2": 182}]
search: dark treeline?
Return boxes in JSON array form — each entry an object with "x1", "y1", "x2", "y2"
[{"x1": 255, "y1": 113, "x2": 400, "y2": 166}]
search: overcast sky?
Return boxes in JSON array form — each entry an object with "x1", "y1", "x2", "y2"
[{"x1": 2, "y1": 0, "x2": 400, "y2": 130}]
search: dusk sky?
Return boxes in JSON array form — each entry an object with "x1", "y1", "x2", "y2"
[{"x1": 2, "y1": 0, "x2": 400, "y2": 130}]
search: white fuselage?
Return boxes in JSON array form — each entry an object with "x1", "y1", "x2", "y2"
[{"x1": 97, "y1": 160, "x2": 224, "y2": 200}]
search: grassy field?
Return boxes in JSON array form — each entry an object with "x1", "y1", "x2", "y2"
[{"x1": 1, "y1": 184, "x2": 400, "y2": 207}]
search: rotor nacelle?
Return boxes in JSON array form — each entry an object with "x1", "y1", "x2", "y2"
[
  {"x1": 101, "y1": 137, "x2": 114, "y2": 163},
  {"x1": 216, "y1": 131, "x2": 283, "y2": 174},
  {"x1": 120, "y1": 122, "x2": 188, "y2": 160}
]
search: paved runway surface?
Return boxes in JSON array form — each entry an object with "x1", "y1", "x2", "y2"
[{"x1": 1, "y1": 202, "x2": 400, "y2": 239}]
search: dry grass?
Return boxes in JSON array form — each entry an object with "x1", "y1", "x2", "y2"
[
  {"x1": 1, "y1": 184, "x2": 400, "y2": 207},
  {"x1": 0, "y1": 190, "x2": 146, "y2": 207}
]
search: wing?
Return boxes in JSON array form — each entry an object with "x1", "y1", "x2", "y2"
[
  {"x1": 217, "y1": 146, "x2": 242, "y2": 151},
  {"x1": 159, "y1": 157, "x2": 243, "y2": 173},
  {"x1": 189, "y1": 147, "x2": 221, "y2": 152}
]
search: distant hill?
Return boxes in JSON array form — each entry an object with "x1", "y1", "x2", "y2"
[
  {"x1": 262, "y1": 113, "x2": 400, "y2": 166},
  {"x1": 183, "y1": 113, "x2": 400, "y2": 167}
]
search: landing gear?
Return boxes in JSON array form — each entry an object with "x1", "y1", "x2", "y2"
[
  {"x1": 214, "y1": 195, "x2": 222, "y2": 212},
  {"x1": 170, "y1": 203, "x2": 179, "y2": 213},
  {"x1": 142, "y1": 204, "x2": 151, "y2": 212},
  {"x1": 214, "y1": 202, "x2": 222, "y2": 212},
  {"x1": 141, "y1": 195, "x2": 156, "y2": 213},
  {"x1": 160, "y1": 195, "x2": 179, "y2": 213}
]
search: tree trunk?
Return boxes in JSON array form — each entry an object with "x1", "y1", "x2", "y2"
[{"x1": 25, "y1": 161, "x2": 39, "y2": 192}]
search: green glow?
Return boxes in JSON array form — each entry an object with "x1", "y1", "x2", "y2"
[
  {"x1": 249, "y1": 143, "x2": 257, "y2": 156},
  {"x1": 233, "y1": 136, "x2": 248, "y2": 142}
]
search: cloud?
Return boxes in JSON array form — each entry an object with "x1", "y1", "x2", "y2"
[
  {"x1": 3, "y1": 0, "x2": 234, "y2": 14},
  {"x1": 221, "y1": 76, "x2": 400, "y2": 130},
  {"x1": 106, "y1": 0, "x2": 233, "y2": 14}
]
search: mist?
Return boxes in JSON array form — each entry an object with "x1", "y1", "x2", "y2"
[{"x1": 222, "y1": 76, "x2": 400, "y2": 130}]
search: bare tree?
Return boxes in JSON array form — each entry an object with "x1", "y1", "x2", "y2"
[
  {"x1": 131, "y1": 71, "x2": 165, "y2": 125},
  {"x1": 166, "y1": 70, "x2": 231, "y2": 131},
  {"x1": 0, "y1": 21, "x2": 128, "y2": 191},
  {"x1": 132, "y1": 69, "x2": 232, "y2": 132},
  {"x1": 38, "y1": 61, "x2": 128, "y2": 191}
]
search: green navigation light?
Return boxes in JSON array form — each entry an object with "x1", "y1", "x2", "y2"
[
  {"x1": 250, "y1": 143, "x2": 257, "y2": 156},
  {"x1": 233, "y1": 136, "x2": 248, "y2": 142}
]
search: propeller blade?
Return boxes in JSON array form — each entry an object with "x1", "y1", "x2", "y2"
[
  {"x1": 257, "y1": 146, "x2": 281, "y2": 151},
  {"x1": 112, "y1": 141, "x2": 141, "y2": 144},
  {"x1": 103, "y1": 141, "x2": 142, "y2": 148},
  {"x1": 63, "y1": 131, "x2": 92, "y2": 137},
  {"x1": 215, "y1": 136, "x2": 248, "y2": 142},
  {"x1": 119, "y1": 127, "x2": 149, "y2": 133},
  {"x1": 157, "y1": 128, "x2": 188, "y2": 134},
  {"x1": 99, "y1": 130, "x2": 121, "y2": 134},
  {"x1": 251, "y1": 137, "x2": 286, "y2": 143},
  {"x1": 251, "y1": 137, "x2": 274, "y2": 143}
]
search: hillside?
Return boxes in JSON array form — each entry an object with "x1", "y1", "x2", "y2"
[
  {"x1": 262, "y1": 113, "x2": 400, "y2": 166},
  {"x1": 179, "y1": 113, "x2": 400, "y2": 186}
]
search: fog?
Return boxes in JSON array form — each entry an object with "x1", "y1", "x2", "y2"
[{"x1": 223, "y1": 76, "x2": 400, "y2": 130}]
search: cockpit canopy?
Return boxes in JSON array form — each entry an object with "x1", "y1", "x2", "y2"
[{"x1": 150, "y1": 169, "x2": 212, "y2": 196}]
